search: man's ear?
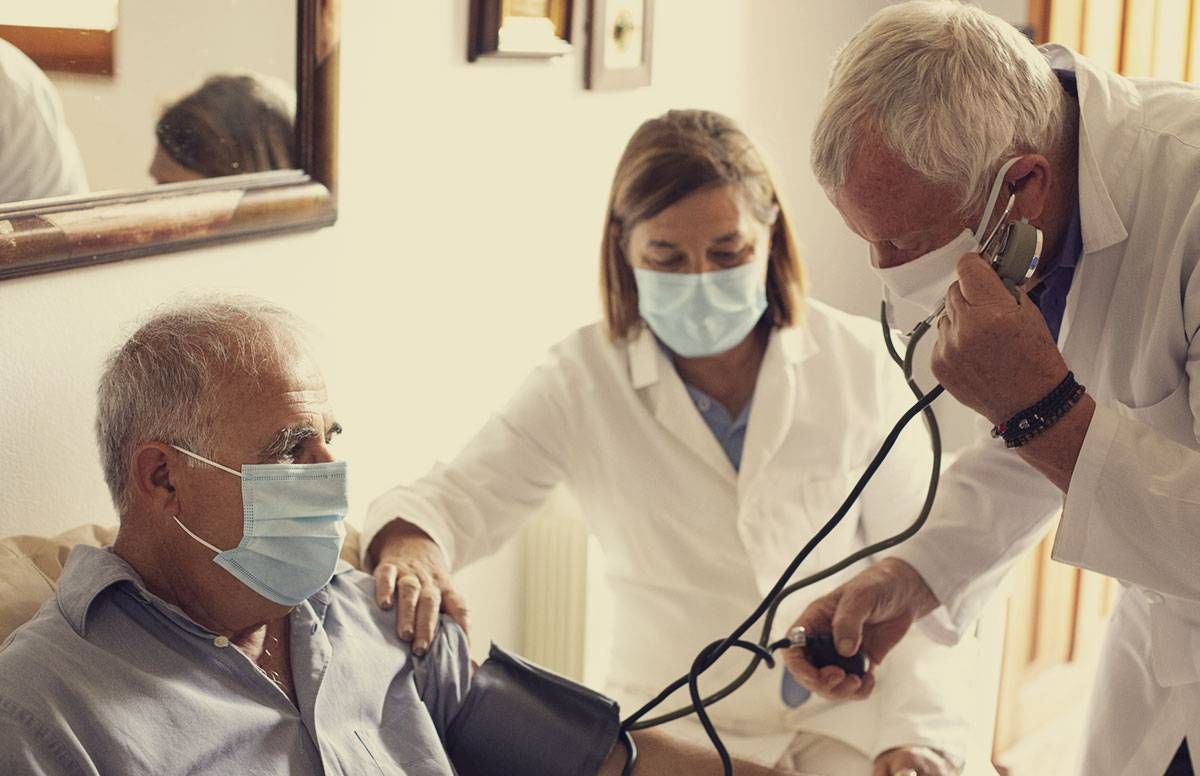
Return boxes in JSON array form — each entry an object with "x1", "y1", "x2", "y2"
[
  {"x1": 1006, "y1": 154, "x2": 1052, "y2": 223},
  {"x1": 130, "y1": 443, "x2": 180, "y2": 517}
]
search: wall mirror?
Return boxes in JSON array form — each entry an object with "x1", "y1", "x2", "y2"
[{"x1": 0, "y1": 0, "x2": 338, "y2": 281}]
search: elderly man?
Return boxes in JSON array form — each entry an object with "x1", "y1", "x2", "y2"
[
  {"x1": 783, "y1": 3, "x2": 1200, "y2": 776},
  {"x1": 0, "y1": 297, "x2": 785, "y2": 776}
]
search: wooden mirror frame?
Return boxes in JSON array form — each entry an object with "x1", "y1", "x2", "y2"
[{"x1": 0, "y1": 0, "x2": 338, "y2": 282}]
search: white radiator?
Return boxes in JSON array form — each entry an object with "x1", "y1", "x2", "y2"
[{"x1": 520, "y1": 488, "x2": 613, "y2": 685}]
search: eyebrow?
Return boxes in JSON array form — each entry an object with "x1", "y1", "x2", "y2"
[
  {"x1": 646, "y1": 231, "x2": 742, "y2": 250},
  {"x1": 259, "y1": 421, "x2": 343, "y2": 460}
]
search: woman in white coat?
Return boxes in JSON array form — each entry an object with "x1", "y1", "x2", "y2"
[{"x1": 362, "y1": 110, "x2": 966, "y2": 776}]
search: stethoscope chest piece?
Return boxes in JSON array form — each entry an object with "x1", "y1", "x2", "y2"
[{"x1": 985, "y1": 219, "x2": 1044, "y2": 302}]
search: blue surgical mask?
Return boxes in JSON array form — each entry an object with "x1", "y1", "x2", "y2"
[
  {"x1": 169, "y1": 445, "x2": 349, "y2": 607},
  {"x1": 634, "y1": 258, "x2": 769, "y2": 357}
]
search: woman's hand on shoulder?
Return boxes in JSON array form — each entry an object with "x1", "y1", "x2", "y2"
[{"x1": 369, "y1": 518, "x2": 470, "y2": 655}]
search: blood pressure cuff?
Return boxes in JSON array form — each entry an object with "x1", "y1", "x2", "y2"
[{"x1": 445, "y1": 643, "x2": 621, "y2": 776}]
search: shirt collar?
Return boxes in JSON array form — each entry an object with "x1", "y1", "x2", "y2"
[
  {"x1": 1040, "y1": 44, "x2": 1134, "y2": 256},
  {"x1": 56, "y1": 545, "x2": 142, "y2": 637},
  {"x1": 56, "y1": 544, "x2": 354, "y2": 638},
  {"x1": 1050, "y1": 202, "x2": 1083, "y2": 272}
]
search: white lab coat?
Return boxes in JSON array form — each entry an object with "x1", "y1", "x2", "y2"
[
  {"x1": 889, "y1": 45, "x2": 1200, "y2": 776},
  {"x1": 365, "y1": 299, "x2": 969, "y2": 766},
  {"x1": 0, "y1": 39, "x2": 88, "y2": 203}
]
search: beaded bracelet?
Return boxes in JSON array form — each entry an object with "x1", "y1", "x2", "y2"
[{"x1": 991, "y1": 371, "x2": 1086, "y2": 449}]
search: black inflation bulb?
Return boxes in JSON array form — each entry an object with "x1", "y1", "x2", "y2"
[{"x1": 787, "y1": 626, "x2": 869, "y2": 677}]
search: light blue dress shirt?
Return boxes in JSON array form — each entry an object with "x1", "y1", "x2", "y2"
[
  {"x1": 0, "y1": 546, "x2": 482, "y2": 775},
  {"x1": 683, "y1": 382, "x2": 811, "y2": 708},
  {"x1": 682, "y1": 382, "x2": 752, "y2": 469}
]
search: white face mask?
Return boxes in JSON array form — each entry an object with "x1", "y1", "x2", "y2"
[{"x1": 874, "y1": 156, "x2": 1022, "y2": 330}]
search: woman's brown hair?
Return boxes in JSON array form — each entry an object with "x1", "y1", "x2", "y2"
[
  {"x1": 156, "y1": 74, "x2": 295, "y2": 178},
  {"x1": 600, "y1": 109, "x2": 805, "y2": 340}
]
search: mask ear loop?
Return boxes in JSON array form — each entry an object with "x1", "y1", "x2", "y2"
[
  {"x1": 973, "y1": 157, "x2": 1023, "y2": 242},
  {"x1": 167, "y1": 445, "x2": 240, "y2": 554},
  {"x1": 172, "y1": 515, "x2": 223, "y2": 554},
  {"x1": 170, "y1": 445, "x2": 243, "y2": 478}
]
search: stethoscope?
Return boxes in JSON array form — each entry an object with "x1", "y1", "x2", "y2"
[
  {"x1": 617, "y1": 208, "x2": 1044, "y2": 776},
  {"x1": 918, "y1": 193, "x2": 1044, "y2": 328}
]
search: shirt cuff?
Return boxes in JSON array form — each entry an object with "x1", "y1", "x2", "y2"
[
  {"x1": 1052, "y1": 402, "x2": 1121, "y2": 566},
  {"x1": 362, "y1": 489, "x2": 455, "y2": 571},
  {"x1": 884, "y1": 546, "x2": 969, "y2": 646}
]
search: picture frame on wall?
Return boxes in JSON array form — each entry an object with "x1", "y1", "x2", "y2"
[
  {"x1": 586, "y1": 0, "x2": 653, "y2": 90},
  {"x1": 468, "y1": 0, "x2": 574, "y2": 61}
]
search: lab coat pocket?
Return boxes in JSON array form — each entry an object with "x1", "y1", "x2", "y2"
[
  {"x1": 792, "y1": 469, "x2": 865, "y2": 571},
  {"x1": 1113, "y1": 376, "x2": 1195, "y2": 449}
]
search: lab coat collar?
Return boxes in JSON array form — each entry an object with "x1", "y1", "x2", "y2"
[
  {"x1": 738, "y1": 322, "x2": 820, "y2": 495},
  {"x1": 626, "y1": 322, "x2": 816, "y2": 390},
  {"x1": 1042, "y1": 44, "x2": 1132, "y2": 256},
  {"x1": 626, "y1": 322, "x2": 817, "y2": 486}
]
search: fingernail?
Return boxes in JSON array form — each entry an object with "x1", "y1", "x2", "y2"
[
  {"x1": 414, "y1": 641, "x2": 427, "y2": 656},
  {"x1": 839, "y1": 639, "x2": 856, "y2": 656},
  {"x1": 382, "y1": 597, "x2": 393, "y2": 609},
  {"x1": 400, "y1": 629, "x2": 414, "y2": 641}
]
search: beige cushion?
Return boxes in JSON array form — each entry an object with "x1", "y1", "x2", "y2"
[{"x1": 0, "y1": 523, "x2": 364, "y2": 643}]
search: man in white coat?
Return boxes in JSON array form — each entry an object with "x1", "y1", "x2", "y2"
[{"x1": 785, "y1": 3, "x2": 1199, "y2": 775}]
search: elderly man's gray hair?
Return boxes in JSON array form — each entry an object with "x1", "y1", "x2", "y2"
[
  {"x1": 96, "y1": 296, "x2": 308, "y2": 513},
  {"x1": 811, "y1": 0, "x2": 1065, "y2": 214}
]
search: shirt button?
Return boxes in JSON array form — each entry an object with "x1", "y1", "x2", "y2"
[
  {"x1": 1143, "y1": 590, "x2": 1165, "y2": 605},
  {"x1": 213, "y1": 635, "x2": 231, "y2": 647},
  {"x1": 698, "y1": 397, "x2": 712, "y2": 411}
]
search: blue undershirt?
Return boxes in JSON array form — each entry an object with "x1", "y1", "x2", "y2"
[
  {"x1": 682, "y1": 382, "x2": 752, "y2": 469},
  {"x1": 1031, "y1": 69, "x2": 1083, "y2": 342}
]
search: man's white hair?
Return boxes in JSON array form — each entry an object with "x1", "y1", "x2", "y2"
[
  {"x1": 811, "y1": 0, "x2": 1065, "y2": 214},
  {"x1": 95, "y1": 296, "x2": 308, "y2": 513}
]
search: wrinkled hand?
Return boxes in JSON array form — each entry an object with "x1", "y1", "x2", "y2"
[
  {"x1": 783, "y1": 559, "x2": 937, "y2": 701},
  {"x1": 873, "y1": 746, "x2": 960, "y2": 776},
  {"x1": 370, "y1": 520, "x2": 470, "y2": 656},
  {"x1": 931, "y1": 253, "x2": 1068, "y2": 425}
]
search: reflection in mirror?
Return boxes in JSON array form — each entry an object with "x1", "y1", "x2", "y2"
[
  {"x1": 151, "y1": 74, "x2": 297, "y2": 184},
  {"x1": 0, "y1": 0, "x2": 336, "y2": 283},
  {"x1": 0, "y1": 0, "x2": 296, "y2": 204}
]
